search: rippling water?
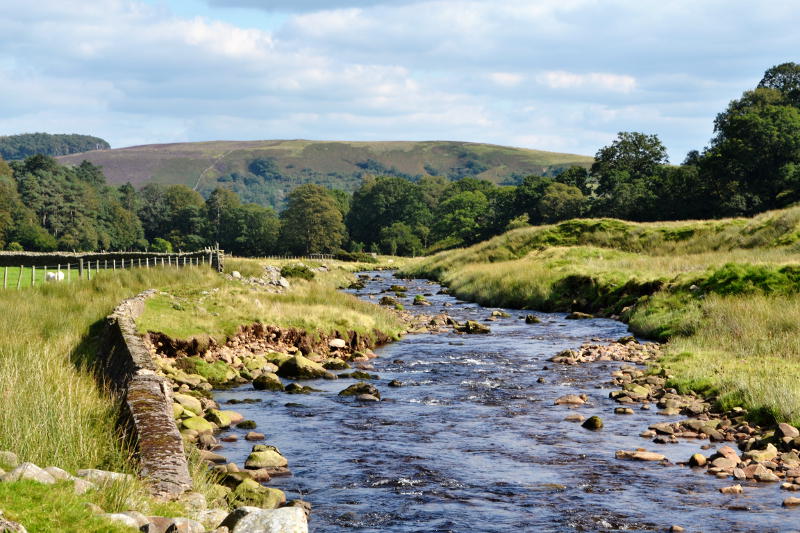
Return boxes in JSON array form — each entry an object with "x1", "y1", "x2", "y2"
[{"x1": 214, "y1": 271, "x2": 797, "y2": 532}]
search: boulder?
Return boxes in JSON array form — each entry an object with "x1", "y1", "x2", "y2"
[
  {"x1": 784, "y1": 497, "x2": 800, "y2": 507},
  {"x1": 244, "y1": 447, "x2": 288, "y2": 470},
  {"x1": 99, "y1": 513, "x2": 142, "y2": 529},
  {"x1": 356, "y1": 394, "x2": 380, "y2": 402},
  {"x1": 688, "y1": 453, "x2": 707, "y2": 467},
  {"x1": 245, "y1": 432, "x2": 266, "y2": 441},
  {"x1": 581, "y1": 416, "x2": 603, "y2": 430},
  {"x1": 454, "y1": 321, "x2": 491, "y2": 334},
  {"x1": 719, "y1": 484, "x2": 744, "y2": 495},
  {"x1": 277, "y1": 355, "x2": 335, "y2": 380},
  {"x1": 182, "y1": 416, "x2": 215, "y2": 433},
  {"x1": 196, "y1": 509, "x2": 230, "y2": 530},
  {"x1": 554, "y1": 394, "x2": 587, "y2": 405},
  {"x1": 219, "y1": 506, "x2": 308, "y2": 533},
  {"x1": 524, "y1": 314, "x2": 541, "y2": 324},
  {"x1": 252, "y1": 373, "x2": 285, "y2": 391},
  {"x1": 207, "y1": 410, "x2": 243, "y2": 428},
  {"x1": 338, "y1": 382, "x2": 380, "y2": 399},
  {"x1": 743, "y1": 443, "x2": 778, "y2": 463},
  {"x1": 174, "y1": 393, "x2": 204, "y2": 416},
  {"x1": 322, "y1": 358, "x2": 350, "y2": 370},
  {"x1": 779, "y1": 423, "x2": 800, "y2": 439},
  {"x1": 329, "y1": 338, "x2": 347, "y2": 349},
  {"x1": 229, "y1": 479, "x2": 285, "y2": 509},
  {"x1": 2, "y1": 463, "x2": 56, "y2": 484}
]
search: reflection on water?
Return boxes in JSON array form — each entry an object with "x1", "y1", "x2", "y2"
[{"x1": 213, "y1": 271, "x2": 792, "y2": 533}]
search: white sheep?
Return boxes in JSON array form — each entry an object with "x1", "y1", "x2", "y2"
[{"x1": 45, "y1": 271, "x2": 65, "y2": 282}]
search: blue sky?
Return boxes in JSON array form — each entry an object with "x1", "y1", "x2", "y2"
[{"x1": 0, "y1": 0, "x2": 797, "y2": 160}]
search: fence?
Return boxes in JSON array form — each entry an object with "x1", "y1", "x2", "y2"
[
  {"x1": 260, "y1": 254, "x2": 335, "y2": 261},
  {"x1": 0, "y1": 248, "x2": 224, "y2": 290}
]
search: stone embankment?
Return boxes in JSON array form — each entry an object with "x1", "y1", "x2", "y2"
[{"x1": 551, "y1": 338, "x2": 800, "y2": 510}]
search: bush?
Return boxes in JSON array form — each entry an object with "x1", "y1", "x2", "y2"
[
  {"x1": 334, "y1": 250, "x2": 378, "y2": 263},
  {"x1": 280, "y1": 264, "x2": 315, "y2": 280}
]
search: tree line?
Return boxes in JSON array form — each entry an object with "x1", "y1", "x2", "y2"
[
  {"x1": 0, "y1": 133, "x2": 110, "y2": 160},
  {"x1": 1, "y1": 62, "x2": 799, "y2": 256}
]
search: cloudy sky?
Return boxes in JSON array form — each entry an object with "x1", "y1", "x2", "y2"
[{"x1": 0, "y1": 0, "x2": 797, "y2": 160}]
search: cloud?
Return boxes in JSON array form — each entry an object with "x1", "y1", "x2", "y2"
[
  {"x1": 537, "y1": 71, "x2": 637, "y2": 93},
  {"x1": 0, "y1": 0, "x2": 797, "y2": 161}
]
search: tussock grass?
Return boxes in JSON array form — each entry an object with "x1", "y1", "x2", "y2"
[
  {"x1": 400, "y1": 205, "x2": 800, "y2": 425},
  {"x1": 138, "y1": 257, "x2": 405, "y2": 343}
]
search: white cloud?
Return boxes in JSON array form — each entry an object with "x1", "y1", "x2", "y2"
[
  {"x1": 489, "y1": 72, "x2": 524, "y2": 87},
  {"x1": 537, "y1": 71, "x2": 637, "y2": 93}
]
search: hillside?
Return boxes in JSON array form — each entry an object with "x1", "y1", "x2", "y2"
[{"x1": 56, "y1": 140, "x2": 593, "y2": 209}]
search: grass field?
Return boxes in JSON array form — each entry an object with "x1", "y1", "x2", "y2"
[{"x1": 401, "y1": 205, "x2": 800, "y2": 425}]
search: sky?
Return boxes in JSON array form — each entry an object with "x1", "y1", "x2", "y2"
[{"x1": 0, "y1": 1, "x2": 797, "y2": 160}]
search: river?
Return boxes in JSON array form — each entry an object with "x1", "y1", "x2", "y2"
[{"x1": 214, "y1": 271, "x2": 797, "y2": 532}]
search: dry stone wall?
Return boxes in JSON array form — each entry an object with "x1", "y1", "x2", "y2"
[{"x1": 99, "y1": 290, "x2": 193, "y2": 500}]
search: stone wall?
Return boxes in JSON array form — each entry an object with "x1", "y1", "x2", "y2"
[{"x1": 98, "y1": 291, "x2": 193, "y2": 500}]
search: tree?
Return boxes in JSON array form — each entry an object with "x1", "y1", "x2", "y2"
[
  {"x1": 537, "y1": 183, "x2": 586, "y2": 223},
  {"x1": 379, "y1": 222, "x2": 422, "y2": 256},
  {"x1": 555, "y1": 166, "x2": 592, "y2": 196},
  {"x1": 347, "y1": 176, "x2": 431, "y2": 246},
  {"x1": 514, "y1": 175, "x2": 554, "y2": 224},
  {"x1": 432, "y1": 190, "x2": 490, "y2": 244},
  {"x1": 592, "y1": 132, "x2": 668, "y2": 196},
  {"x1": 758, "y1": 62, "x2": 800, "y2": 107},
  {"x1": 280, "y1": 184, "x2": 345, "y2": 254}
]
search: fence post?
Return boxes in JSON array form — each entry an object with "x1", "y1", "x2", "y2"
[
  {"x1": 32, "y1": 265, "x2": 36, "y2": 287},
  {"x1": 146, "y1": 257, "x2": 150, "y2": 269},
  {"x1": 138, "y1": 258, "x2": 142, "y2": 268},
  {"x1": 3, "y1": 266, "x2": 6, "y2": 289},
  {"x1": 67, "y1": 263, "x2": 71, "y2": 283},
  {"x1": 17, "y1": 266, "x2": 22, "y2": 290},
  {"x1": 122, "y1": 258, "x2": 125, "y2": 269},
  {"x1": 79, "y1": 258, "x2": 84, "y2": 279},
  {"x1": 105, "y1": 260, "x2": 108, "y2": 270},
  {"x1": 113, "y1": 259, "x2": 116, "y2": 271}
]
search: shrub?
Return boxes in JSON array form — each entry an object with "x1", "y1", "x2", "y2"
[{"x1": 280, "y1": 264, "x2": 315, "y2": 280}]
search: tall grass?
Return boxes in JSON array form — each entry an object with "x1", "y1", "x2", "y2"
[{"x1": 0, "y1": 266, "x2": 219, "y2": 471}]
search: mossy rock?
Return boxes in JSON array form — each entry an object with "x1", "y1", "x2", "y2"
[
  {"x1": 244, "y1": 449, "x2": 288, "y2": 469},
  {"x1": 253, "y1": 373, "x2": 284, "y2": 391},
  {"x1": 237, "y1": 420, "x2": 257, "y2": 430},
  {"x1": 265, "y1": 352, "x2": 293, "y2": 367},
  {"x1": 323, "y1": 358, "x2": 350, "y2": 370},
  {"x1": 339, "y1": 382, "x2": 380, "y2": 399},
  {"x1": 229, "y1": 479, "x2": 285, "y2": 509},
  {"x1": 178, "y1": 357, "x2": 239, "y2": 386},
  {"x1": 182, "y1": 416, "x2": 215, "y2": 433},
  {"x1": 206, "y1": 409, "x2": 240, "y2": 428},
  {"x1": 284, "y1": 383, "x2": 321, "y2": 394},
  {"x1": 346, "y1": 371, "x2": 379, "y2": 380},
  {"x1": 491, "y1": 310, "x2": 510, "y2": 317},
  {"x1": 244, "y1": 355, "x2": 269, "y2": 372},
  {"x1": 278, "y1": 354, "x2": 336, "y2": 380},
  {"x1": 172, "y1": 403, "x2": 185, "y2": 419},
  {"x1": 582, "y1": 416, "x2": 604, "y2": 430},
  {"x1": 566, "y1": 311, "x2": 594, "y2": 320},
  {"x1": 379, "y1": 296, "x2": 398, "y2": 306},
  {"x1": 207, "y1": 483, "x2": 233, "y2": 505},
  {"x1": 525, "y1": 314, "x2": 541, "y2": 324},
  {"x1": 454, "y1": 320, "x2": 491, "y2": 334}
]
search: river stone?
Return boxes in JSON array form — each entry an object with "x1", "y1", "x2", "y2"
[
  {"x1": 582, "y1": 416, "x2": 603, "y2": 430},
  {"x1": 689, "y1": 453, "x2": 707, "y2": 467},
  {"x1": 615, "y1": 450, "x2": 666, "y2": 461},
  {"x1": 754, "y1": 464, "x2": 780, "y2": 482},
  {"x1": 2, "y1": 463, "x2": 56, "y2": 484},
  {"x1": 564, "y1": 414, "x2": 585, "y2": 423},
  {"x1": 329, "y1": 338, "x2": 347, "y2": 349},
  {"x1": 174, "y1": 393, "x2": 204, "y2": 416},
  {"x1": 253, "y1": 373, "x2": 285, "y2": 391},
  {"x1": 245, "y1": 432, "x2": 266, "y2": 441},
  {"x1": 0, "y1": 451, "x2": 19, "y2": 469},
  {"x1": 714, "y1": 445, "x2": 740, "y2": 463},
  {"x1": 455, "y1": 321, "x2": 491, "y2": 334},
  {"x1": 277, "y1": 355, "x2": 335, "y2": 380},
  {"x1": 554, "y1": 394, "x2": 587, "y2": 405},
  {"x1": 220, "y1": 506, "x2": 308, "y2": 533},
  {"x1": 524, "y1": 314, "x2": 541, "y2": 324},
  {"x1": 711, "y1": 457, "x2": 737, "y2": 471},
  {"x1": 784, "y1": 497, "x2": 800, "y2": 507},
  {"x1": 244, "y1": 450, "x2": 288, "y2": 470},
  {"x1": 183, "y1": 416, "x2": 215, "y2": 433},
  {"x1": 230, "y1": 479, "x2": 286, "y2": 509},
  {"x1": 207, "y1": 410, "x2": 243, "y2": 428},
  {"x1": 720, "y1": 484, "x2": 744, "y2": 494},
  {"x1": 200, "y1": 450, "x2": 228, "y2": 464},
  {"x1": 322, "y1": 358, "x2": 350, "y2": 370},
  {"x1": 744, "y1": 443, "x2": 778, "y2": 463},
  {"x1": 779, "y1": 423, "x2": 800, "y2": 439},
  {"x1": 339, "y1": 382, "x2": 380, "y2": 399},
  {"x1": 76, "y1": 469, "x2": 134, "y2": 486},
  {"x1": 356, "y1": 394, "x2": 380, "y2": 402},
  {"x1": 565, "y1": 311, "x2": 593, "y2": 319}
]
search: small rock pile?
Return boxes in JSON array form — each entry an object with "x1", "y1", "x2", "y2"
[
  {"x1": 548, "y1": 339, "x2": 660, "y2": 365},
  {"x1": 227, "y1": 265, "x2": 292, "y2": 291}
]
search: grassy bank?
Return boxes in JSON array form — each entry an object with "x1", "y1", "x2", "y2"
[
  {"x1": 401, "y1": 206, "x2": 800, "y2": 425},
  {"x1": 0, "y1": 256, "x2": 402, "y2": 531}
]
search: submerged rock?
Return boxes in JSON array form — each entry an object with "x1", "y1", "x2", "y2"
[
  {"x1": 524, "y1": 314, "x2": 541, "y2": 324},
  {"x1": 581, "y1": 416, "x2": 604, "y2": 430},
  {"x1": 253, "y1": 373, "x2": 285, "y2": 391},
  {"x1": 565, "y1": 311, "x2": 594, "y2": 320},
  {"x1": 454, "y1": 321, "x2": 491, "y2": 334},
  {"x1": 338, "y1": 382, "x2": 380, "y2": 400},
  {"x1": 220, "y1": 506, "x2": 308, "y2": 533}
]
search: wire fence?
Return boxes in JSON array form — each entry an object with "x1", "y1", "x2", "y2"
[{"x1": 0, "y1": 249, "x2": 223, "y2": 290}]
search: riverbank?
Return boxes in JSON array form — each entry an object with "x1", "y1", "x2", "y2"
[
  {"x1": 0, "y1": 256, "x2": 405, "y2": 531},
  {"x1": 399, "y1": 205, "x2": 800, "y2": 426}
]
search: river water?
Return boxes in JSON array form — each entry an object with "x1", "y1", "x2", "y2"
[{"x1": 214, "y1": 271, "x2": 798, "y2": 532}]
